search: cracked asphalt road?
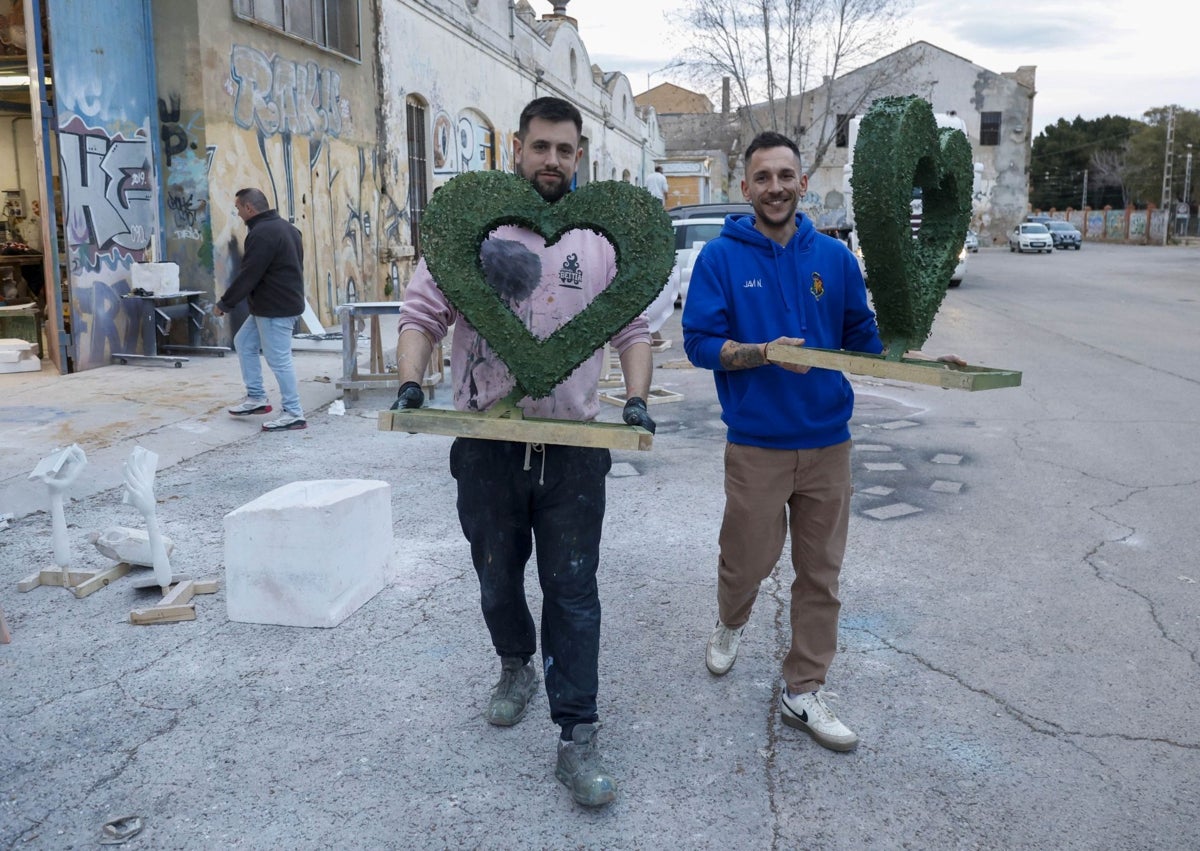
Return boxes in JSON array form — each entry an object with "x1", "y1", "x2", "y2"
[{"x1": 2, "y1": 244, "x2": 1198, "y2": 849}]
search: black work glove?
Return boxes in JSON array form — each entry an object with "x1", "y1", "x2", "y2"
[
  {"x1": 622, "y1": 396, "x2": 656, "y2": 434},
  {"x1": 390, "y1": 381, "x2": 425, "y2": 410}
]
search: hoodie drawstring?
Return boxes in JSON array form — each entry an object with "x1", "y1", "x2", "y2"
[{"x1": 522, "y1": 442, "x2": 547, "y2": 486}]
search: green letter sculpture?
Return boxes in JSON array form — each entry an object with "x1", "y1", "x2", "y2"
[{"x1": 851, "y1": 95, "x2": 973, "y2": 356}]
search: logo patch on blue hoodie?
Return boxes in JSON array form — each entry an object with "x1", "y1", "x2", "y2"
[{"x1": 811, "y1": 272, "x2": 825, "y2": 300}]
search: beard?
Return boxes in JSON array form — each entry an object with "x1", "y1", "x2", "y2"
[{"x1": 521, "y1": 166, "x2": 571, "y2": 203}]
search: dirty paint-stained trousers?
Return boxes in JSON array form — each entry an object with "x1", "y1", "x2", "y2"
[
  {"x1": 716, "y1": 440, "x2": 853, "y2": 695},
  {"x1": 450, "y1": 437, "x2": 611, "y2": 733}
]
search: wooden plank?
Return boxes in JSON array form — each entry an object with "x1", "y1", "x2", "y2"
[
  {"x1": 193, "y1": 579, "x2": 221, "y2": 595},
  {"x1": 18, "y1": 569, "x2": 97, "y2": 592},
  {"x1": 70, "y1": 563, "x2": 132, "y2": 598},
  {"x1": 369, "y1": 316, "x2": 384, "y2": 374},
  {"x1": 600, "y1": 386, "x2": 685, "y2": 407},
  {"x1": 129, "y1": 603, "x2": 196, "y2": 625},
  {"x1": 17, "y1": 572, "x2": 46, "y2": 592},
  {"x1": 157, "y1": 579, "x2": 196, "y2": 607},
  {"x1": 336, "y1": 374, "x2": 404, "y2": 385},
  {"x1": 764, "y1": 344, "x2": 1022, "y2": 392},
  {"x1": 379, "y1": 409, "x2": 653, "y2": 451},
  {"x1": 128, "y1": 578, "x2": 218, "y2": 626}
]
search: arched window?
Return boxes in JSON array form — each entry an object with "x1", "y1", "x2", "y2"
[{"x1": 458, "y1": 110, "x2": 496, "y2": 172}]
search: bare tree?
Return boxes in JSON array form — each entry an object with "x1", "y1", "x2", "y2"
[
  {"x1": 673, "y1": 0, "x2": 764, "y2": 126},
  {"x1": 1089, "y1": 147, "x2": 1133, "y2": 209},
  {"x1": 673, "y1": 0, "x2": 912, "y2": 170}
]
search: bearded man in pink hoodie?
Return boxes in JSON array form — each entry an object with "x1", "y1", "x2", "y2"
[{"x1": 394, "y1": 97, "x2": 656, "y2": 809}]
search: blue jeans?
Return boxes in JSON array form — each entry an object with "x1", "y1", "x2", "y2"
[
  {"x1": 450, "y1": 438, "x2": 611, "y2": 733},
  {"x1": 234, "y1": 315, "x2": 302, "y2": 416}
]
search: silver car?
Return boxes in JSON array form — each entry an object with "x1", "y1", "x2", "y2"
[{"x1": 1046, "y1": 220, "x2": 1082, "y2": 250}]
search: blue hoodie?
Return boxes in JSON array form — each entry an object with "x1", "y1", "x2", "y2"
[{"x1": 682, "y1": 213, "x2": 883, "y2": 449}]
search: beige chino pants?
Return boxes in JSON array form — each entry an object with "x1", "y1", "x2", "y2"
[{"x1": 717, "y1": 440, "x2": 853, "y2": 695}]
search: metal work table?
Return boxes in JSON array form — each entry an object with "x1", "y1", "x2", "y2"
[
  {"x1": 335, "y1": 300, "x2": 442, "y2": 405},
  {"x1": 112, "y1": 290, "x2": 230, "y2": 367}
]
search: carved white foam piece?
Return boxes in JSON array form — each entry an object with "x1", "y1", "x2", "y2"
[
  {"x1": 28, "y1": 444, "x2": 88, "y2": 571},
  {"x1": 88, "y1": 526, "x2": 175, "y2": 567},
  {"x1": 121, "y1": 447, "x2": 173, "y2": 592}
]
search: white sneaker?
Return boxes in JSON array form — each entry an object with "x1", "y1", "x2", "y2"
[
  {"x1": 261, "y1": 412, "x2": 307, "y2": 431},
  {"x1": 228, "y1": 397, "x2": 272, "y2": 416},
  {"x1": 705, "y1": 622, "x2": 745, "y2": 675},
  {"x1": 780, "y1": 689, "x2": 859, "y2": 752}
]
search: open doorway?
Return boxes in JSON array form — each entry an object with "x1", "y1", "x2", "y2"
[{"x1": 0, "y1": 0, "x2": 64, "y2": 373}]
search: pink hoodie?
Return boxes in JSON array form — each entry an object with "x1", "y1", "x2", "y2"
[{"x1": 399, "y1": 224, "x2": 650, "y2": 421}]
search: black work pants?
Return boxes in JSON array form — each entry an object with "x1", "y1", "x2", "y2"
[{"x1": 450, "y1": 437, "x2": 611, "y2": 732}]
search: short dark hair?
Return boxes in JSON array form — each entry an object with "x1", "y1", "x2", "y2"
[
  {"x1": 235, "y1": 187, "x2": 270, "y2": 214},
  {"x1": 654, "y1": 165, "x2": 664, "y2": 173},
  {"x1": 518, "y1": 97, "x2": 583, "y2": 139},
  {"x1": 743, "y1": 131, "x2": 803, "y2": 170}
]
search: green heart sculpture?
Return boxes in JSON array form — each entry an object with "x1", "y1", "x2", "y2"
[
  {"x1": 851, "y1": 95, "x2": 973, "y2": 356},
  {"x1": 420, "y1": 171, "x2": 676, "y2": 399}
]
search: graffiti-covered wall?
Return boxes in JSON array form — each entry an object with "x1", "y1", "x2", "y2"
[
  {"x1": 151, "y1": 0, "x2": 390, "y2": 341},
  {"x1": 48, "y1": 0, "x2": 159, "y2": 370}
]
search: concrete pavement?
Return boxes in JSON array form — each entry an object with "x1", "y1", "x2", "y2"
[
  {"x1": 2, "y1": 269, "x2": 1197, "y2": 850},
  {"x1": 1, "y1": 346, "x2": 345, "y2": 521}
]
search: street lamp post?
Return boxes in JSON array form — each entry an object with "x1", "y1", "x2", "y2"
[{"x1": 1184, "y1": 144, "x2": 1194, "y2": 238}]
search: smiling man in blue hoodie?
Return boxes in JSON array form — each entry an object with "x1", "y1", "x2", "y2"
[{"x1": 682, "y1": 131, "x2": 882, "y2": 752}]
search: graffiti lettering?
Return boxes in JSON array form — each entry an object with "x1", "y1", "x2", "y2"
[
  {"x1": 158, "y1": 94, "x2": 192, "y2": 167},
  {"x1": 58, "y1": 117, "x2": 154, "y2": 252},
  {"x1": 75, "y1": 278, "x2": 133, "y2": 364},
  {"x1": 230, "y1": 44, "x2": 343, "y2": 142},
  {"x1": 167, "y1": 188, "x2": 206, "y2": 228}
]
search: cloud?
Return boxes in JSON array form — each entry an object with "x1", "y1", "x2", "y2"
[{"x1": 909, "y1": 0, "x2": 1119, "y2": 52}]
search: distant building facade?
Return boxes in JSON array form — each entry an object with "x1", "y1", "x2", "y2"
[{"x1": 647, "y1": 42, "x2": 1035, "y2": 246}]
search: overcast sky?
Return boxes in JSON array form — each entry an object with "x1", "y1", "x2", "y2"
[{"x1": 571, "y1": 0, "x2": 1197, "y2": 135}]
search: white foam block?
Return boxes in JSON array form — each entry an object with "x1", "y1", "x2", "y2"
[
  {"x1": 224, "y1": 479, "x2": 393, "y2": 628},
  {"x1": 0, "y1": 338, "x2": 39, "y2": 372},
  {"x1": 131, "y1": 262, "x2": 180, "y2": 295}
]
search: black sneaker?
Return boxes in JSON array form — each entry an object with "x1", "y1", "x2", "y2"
[{"x1": 486, "y1": 657, "x2": 538, "y2": 726}]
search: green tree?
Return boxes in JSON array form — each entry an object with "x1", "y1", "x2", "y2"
[
  {"x1": 1030, "y1": 115, "x2": 1141, "y2": 211},
  {"x1": 1123, "y1": 106, "x2": 1200, "y2": 210},
  {"x1": 1031, "y1": 108, "x2": 1200, "y2": 212}
]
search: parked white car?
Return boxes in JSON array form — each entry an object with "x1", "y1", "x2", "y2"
[
  {"x1": 1009, "y1": 223, "x2": 1053, "y2": 253},
  {"x1": 949, "y1": 246, "x2": 968, "y2": 287},
  {"x1": 850, "y1": 229, "x2": 968, "y2": 287},
  {"x1": 670, "y1": 217, "x2": 725, "y2": 306}
]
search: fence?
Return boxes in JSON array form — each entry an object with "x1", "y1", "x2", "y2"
[{"x1": 1030, "y1": 206, "x2": 1194, "y2": 244}]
